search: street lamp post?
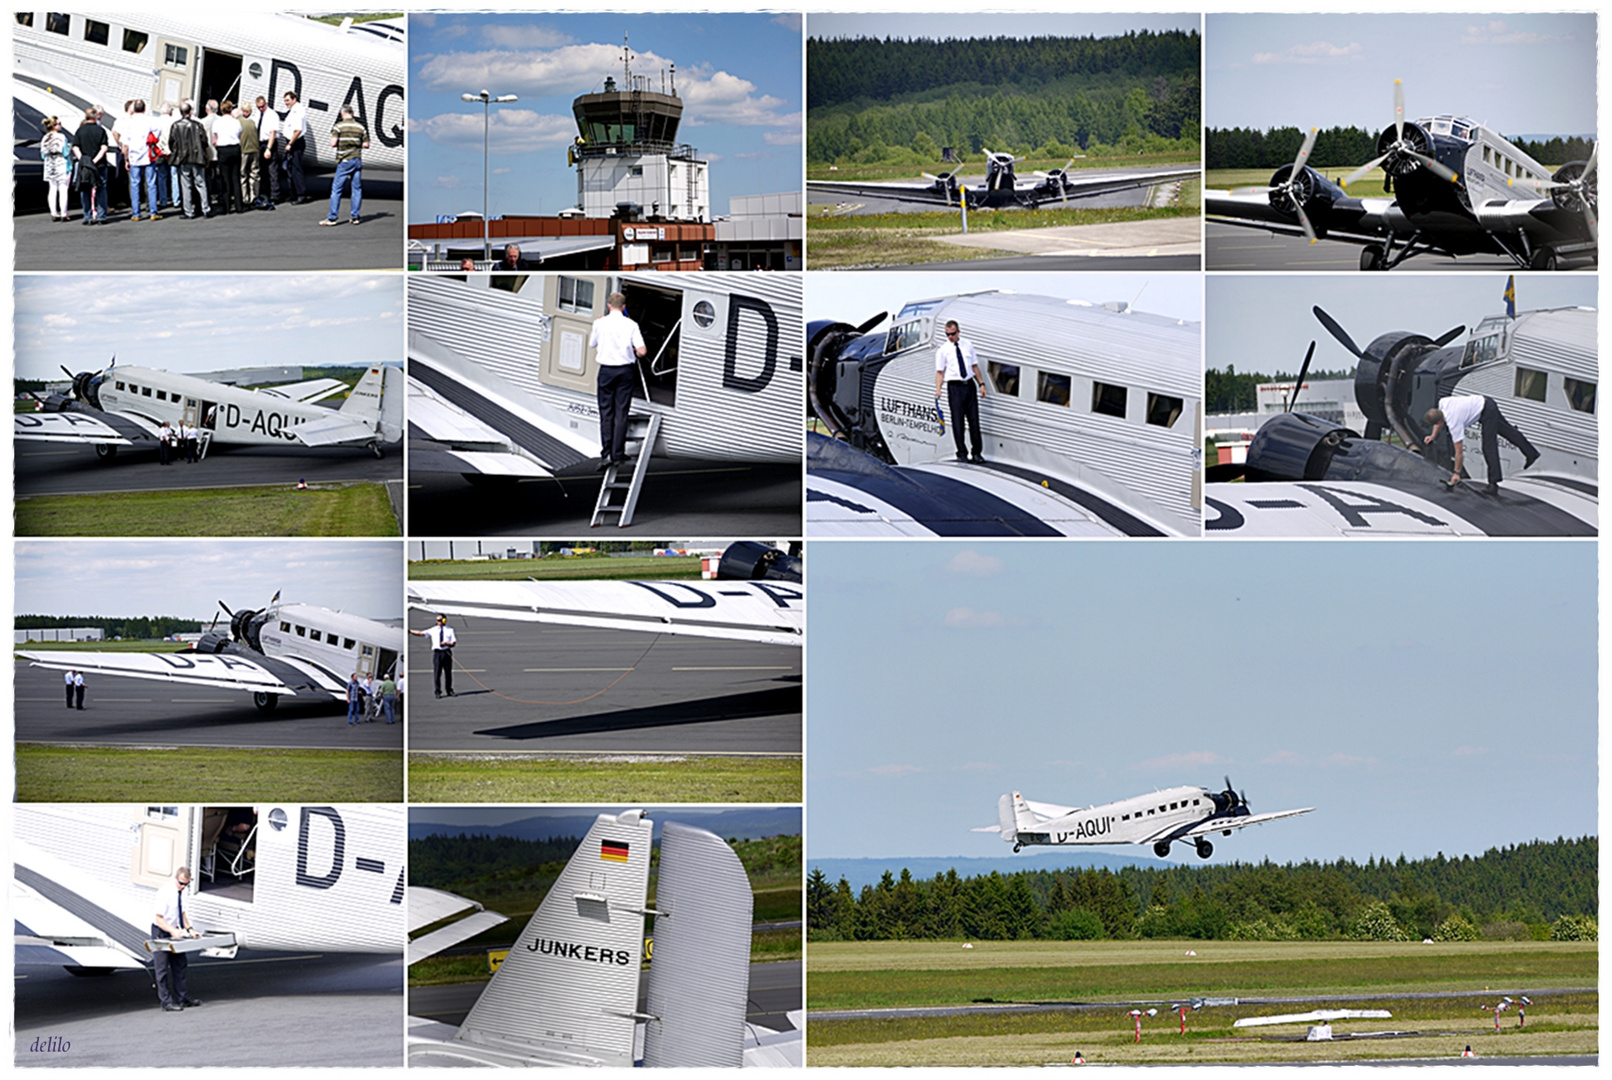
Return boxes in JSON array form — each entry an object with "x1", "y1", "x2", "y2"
[{"x1": 461, "y1": 89, "x2": 519, "y2": 261}]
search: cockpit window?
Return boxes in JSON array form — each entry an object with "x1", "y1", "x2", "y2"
[{"x1": 884, "y1": 318, "x2": 927, "y2": 355}]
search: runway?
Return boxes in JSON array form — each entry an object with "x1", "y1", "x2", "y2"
[
  {"x1": 404, "y1": 613, "x2": 802, "y2": 755},
  {"x1": 406, "y1": 459, "x2": 802, "y2": 536},
  {"x1": 1205, "y1": 222, "x2": 1535, "y2": 272},
  {"x1": 15, "y1": 951, "x2": 403, "y2": 1067},
  {"x1": 16, "y1": 440, "x2": 402, "y2": 497},
  {"x1": 14, "y1": 179, "x2": 403, "y2": 271},
  {"x1": 14, "y1": 661, "x2": 405, "y2": 751},
  {"x1": 408, "y1": 959, "x2": 801, "y2": 1032}
]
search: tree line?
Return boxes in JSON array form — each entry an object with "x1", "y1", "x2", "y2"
[
  {"x1": 1207, "y1": 126, "x2": 1595, "y2": 172},
  {"x1": 808, "y1": 31, "x2": 1200, "y2": 110},
  {"x1": 15, "y1": 615, "x2": 201, "y2": 639},
  {"x1": 1205, "y1": 366, "x2": 1354, "y2": 415},
  {"x1": 808, "y1": 836, "x2": 1596, "y2": 943}
]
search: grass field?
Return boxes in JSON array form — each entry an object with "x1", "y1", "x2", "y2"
[
  {"x1": 410, "y1": 555, "x2": 705, "y2": 581},
  {"x1": 807, "y1": 939, "x2": 1597, "y2": 1064},
  {"x1": 407, "y1": 753, "x2": 801, "y2": 803},
  {"x1": 1206, "y1": 168, "x2": 1389, "y2": 199},
  {"x1": 16, "y1": 744, "x2": 403, "y2": 802},
  {"x1": 16, "y1": 482, "x2": 399, "y2": 536},
  {"x1": 806, "y1": 179, "x2": 1199, "y2": 270},
  {"x1": 15, "y1": 639, "x2": 180, "y2": 652}
]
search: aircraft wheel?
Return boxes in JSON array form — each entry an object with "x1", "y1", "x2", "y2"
[
  {"x1": 369, "y1": 441, "x2": 384, "y2": 459},
  {"x1": 1360, "y1": 245, "x2": 1387, "y2": 271},
  {"x1": 1196, "y1": 839, "x2": 1214, "y2": 860},
  {"x1": 1529, "y1": 247, "x2": 1558, "y2": 271},
  {"x1": 1012, "y1": 843, "x2": 1022, "y2": 853},
  {"x1": 94, "y1": 444, "x2": 118, "y2": 461},
  {"x1": 1153, "y1": 841, "x2": 1172, "y2": 858},
  {"x1": 253, "y1": 692, "x2": 279, "y2": 712},
  {"x1": 65, "y1": 967, "x2": 115, "y2": 977}
]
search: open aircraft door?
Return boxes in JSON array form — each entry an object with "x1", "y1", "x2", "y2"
[
  {"x1": 541, "y1": 275, "x2": 601, "y2": 394},
  {"x1": 356, "y1": 643, "x2": 378, "y2": 679},
  {"x1": 132, "y1": 806, "x2": 192, "y2": 889},
  {"x1": 152, "y1": 39, "x2": 199, "y2": 110}
]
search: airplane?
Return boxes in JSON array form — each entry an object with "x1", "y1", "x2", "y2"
[
  {"x1": 407, "y1": 273, "x2": 803, "y2": 526},
  {"x1": 806, "y1": 290, "x2": 1202, "y2": 536},
  {"x1": 15, "y1": 803, "x2": 404, "y2": 978},
  {"x1": 1205, "y1": 295, "x2": 1597, "y2": 537},
  {"x1": 407, "y1": 809, "x2": 802, "y2": 1067},
  {"x1": 16, "y1": 360, "x2": 405, "y2": 461},
  {"x1": 18, "y1": 596, "x2": 404, "y2": 711},
  {"x1": 983, "y1": 780, "x2": 1313, "y2": 860},
  {"x1": 1234, "y1": 1008, "x2": 1393, "y2": 1040},
  {"x1": 1205, "y1": 80, "x2": 1598, "y2": 271},
  {"x1": 13, "y1": 11, "x2": 404, "y2": 191},
  {"x1": 808, "y1": 150, "x2": 1198, "y2": 211},
  {"x1": 406, "y1": 541, "x2": 802, "y2": 648}
]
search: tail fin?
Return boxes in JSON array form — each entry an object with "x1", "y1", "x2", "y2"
[
  {"x1": 452, "y1": 811, "x2": 653, "y2": 1067},
  {"x1": 338, "y1": 367, "x2": 388, "y2": 424},
  {"x1": 642, "y1": 822, "x2": 753, "y2": 1067},
  {"x1": 1013, "y1": 792, "x2": 1041, "y2": 833},
  {"x1": 997, "y1": 793, "x2": 1018, "y2": 844}
]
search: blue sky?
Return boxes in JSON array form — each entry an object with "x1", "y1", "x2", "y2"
[
  {"x1": 1207, "y1": 275, "x2": 1597, "y2": 379},
  {"x1": 1206, "y1": 15, "x2": 1596, "y2": 135},
  {"x1": 13, "y1": 275, "x2": 402, "y2": 379},
  {"x1": 14, "y1": 541, "x2": 403, "y2": 622},
  {"x1": 807, "y1": 541, "x2": 1596, "y2": 866},
  {"x1": 806, "y1": 272, "x2": 1203, "y2": 327},
  {"x1": 407, "y1": 13, "x2": 802, "y2": 222}
]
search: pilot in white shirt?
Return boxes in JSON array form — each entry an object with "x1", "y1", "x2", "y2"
[
  {"x1": 1423, "y1": 393, "x2": 1539, "y2": 495},
  {"x1": 410, "y1": 614, "x2": 458, "y2": 697},
  {"x1": 589, "y1": 292, "x2": 647, "y2": 469},
  {"x1": 934, "y1": 318, "x2": 987, "y2": 463}
]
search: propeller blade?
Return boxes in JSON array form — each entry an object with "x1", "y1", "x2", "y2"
[
  {"x1": 1393, "y1": 79, "x2": 1404, "y2": 144},
  {"x1": 1293, "y1": 198, "x2": 1317, "y2": 244},
  {"x1": 1433, "y1": 325, "x2": 1466, "y2": 348},
  {"x1": 218, "y1": 600, "x2": 235, "y2": 617},
  {"x1": 1291, "y1": 127, "x2": 1318, "y2": 176},
  {"x1": 1585, "y1": 141, "x2": 1598, "y2": 179},
  {"x1": 1231, "y1": 185, "x2": 1281, "y2": 196},
  {"x1": 853, "y1": 311, "x2": 889, "y2": 336},
  {"x1": 1313, "y1": 306, "x2": 1364, "y2": 359},
  {"x1": 1343, "y1": 152, "x2": 1391, "y2": 188},
  {"x1": 1287, "y1": 342, "x2": 1316, "y2": 412},
  {"x1": 60, "y1": 365, "x2": 75, "y2": 381},
  {"x1": 1584, "y1": 200, "x2": 1597, "y2": 245},
  {"x1": 1408, "y1": 150, "x2": 1458, "y2": 184}
]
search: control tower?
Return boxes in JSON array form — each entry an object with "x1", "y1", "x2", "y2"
[{"x1": 570, "y1": 38, "x2": 710, "y2": 222}]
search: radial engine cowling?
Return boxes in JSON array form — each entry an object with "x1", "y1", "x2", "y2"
[
  {"x1": 1246, "y1": 413, "x2": 1453, "y2": 487},
  {"x1": 1374, "y1": 120, "x2": 1435, "y2": 178}
]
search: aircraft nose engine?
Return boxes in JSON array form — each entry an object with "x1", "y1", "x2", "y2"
[
  {"x1": 1243, "y1": 412, "x2": 1455, "y2": 488},
  {"x1": 1373, "y1": 120, "x2": 1435, "y2": 179}
]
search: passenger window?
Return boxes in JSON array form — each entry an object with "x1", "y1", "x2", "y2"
[
  {"x1": 1564, "y1": 377, "x2": 1596, "y2": 414},
  {"x1": 16, "y1": 14, "x2": 33, "y2": 26},
  {"x1": 344, "y1": 638, "x2": 356, "y2": 650},
  {"x1": 141, "y1": 387, "x2": 152, "y2": 397},
  {"x1": 558, "y1": 276, "x2": 595, "y2": 313},
  {"x1": 45, "y1": 12, "x2": 69, "y2": 34},
  {"x1": 1036, "y1": 372, "x2": 1071, "y2": 407},
  {"x1": 1514, "y1": 367, "x2": 1547, "y2": 402},
  {"x1": 309, "y1": 630, "x2": 322, "y2": 642},
  {"x1": 1146, "y1": 392, "x2": 1183, "y2": 428},
  {"x1": 1092, "y1": 381, "x2": 1127, "y2": 418},
  {"x1": 279, "y1": 622, "x2": 290, "y2": 632},
  {"x1": 83, "y1": 18, "x2": 107, "y2": 44},
  {"x1": 295, "y1": 625, "x2": 306, "y2": 637},
  {"x1": 987, "y1": 361, "x2": 1020, "y2": 397},
  {"x1": 156, "y1": 391, "x2": 167, "y2": 401},
  {"x1": 122, "y1": 29, "x2": 147, "y2": 53}
]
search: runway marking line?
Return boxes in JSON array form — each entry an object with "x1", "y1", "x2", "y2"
[
  {"x1": 673, "y1": 666, "x2": 796, "y2": 671},
  {"x1": 522, "y1": 667, "x2": 632, "y2": 672}
]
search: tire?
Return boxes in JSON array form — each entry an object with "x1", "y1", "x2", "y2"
[
  {"x1": 1529, "y1": 247, "x2": 1558, "y2": 271},
  {"x1": 94, "y1": 444, "x2": 118, "y2": 461},
  {"x1": 369, "y1": 441, "x2": 384, "y2": 459},
  {"x1": 1360, "y1": 245, "x2": 1386, "y2": 271},
  {"x1": 253, "y1": 692, "x2": 278, "y2": 712},
  {"x1": 1196, "y1": 840, "x2": 1214, "y2": 860},
  {"x1": 1154, "y1": 841, "x2": 1172, "y2": 858}
]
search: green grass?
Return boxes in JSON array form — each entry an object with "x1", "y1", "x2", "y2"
[
  {"x1": 407, "y1": 753, "x2": 801, "y2": 803},
  {"x1": 15, "y1": 639, "x2": 183, "y2": 652},
  {"x1": 410, "y1": 555, "x2": 704, "y2": 581},
  {"x1": 1207, "y1": 167, "x2": 1389, "y2": 198},
  {"x1": 16, "y1": 482, "x2": 399, "y2": 536},
  {"x1": 809, "y1": 153, "x2": 1198, "y2": 183},
  {"x1": 16, "y1": 744, "x2": 403, "y2": 802},
  {"x1": 806, "y1": 940, "x2": 1598, "y2": 1010}
]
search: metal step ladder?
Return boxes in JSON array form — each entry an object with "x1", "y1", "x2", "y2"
[{"x1": 590, "y1": 411, "x2": 662, "y2": 528}]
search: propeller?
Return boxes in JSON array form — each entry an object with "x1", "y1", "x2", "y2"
[
  {"x1": 1432, "y1": 325, "x2": 1467, "y2": 348},
  {"x1": 1286, "y1": 342, "x2": 1316, "y2": 413},
  {"x1": 1221, "y1": 776, "x2": 1250, "y2": 815},
  {"x1": 1511, "y1": 141, "x2": 1597, "y2": 244},
  {"x1": 1234, "y1": 128, "x2": 1320, "y2": 242},
  {"x1": 1033, "y1": 160, "x2": 1079, "y2": 201},
  {"x1": 1343, "y1": 80, "x2": 1459, "y2": 188},
  {"x1": 923, "y1": 172, "x2": 958, "y2": 206},
  {"x1": 1313, "y1": 306, "x2": 1364, "y2": 360}
]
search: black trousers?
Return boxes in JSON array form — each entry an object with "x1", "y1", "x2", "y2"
[
  {"x1": 432, "y1": 648, "x2": 453, "y2": 695},
  {"x1": 596, "y1": 364, "x2": 636, "y2": 461},
  {"x1": 285, "y1": 137, "x2": 306, "y2": 198},
  {"x1": 65, "y1": 683, "x2": 74, "y2": 708},
  {"x1": 947, "y1": 380, "x2": 983, "y2": 458},
  {"x1": 214, "y1": 145, "x2": 241, "y2": 214},
  {"x1": 1478, "y1": 396, "x2": 1538, "y2": 485},
  {"x1": 75, "y1": 685, "x2": 84, "y2": 710},
  {"x1": 158, "y1": 439, "x2": 171, "y2": 465},
  {"x1": 151, "y1": 932, "x2": 188, "y2": 1007}
]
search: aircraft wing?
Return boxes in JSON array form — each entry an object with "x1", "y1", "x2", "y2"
[
  {"x1": 18, "y1": 648, "x2": 345, "y2": 698},
  {"x1": 406, "y1": 375, "x2": 554, "y2": 477},
  {"x1": 1204, "y1": 190, "x2": 1399, "y2": 247},
  {"x1": 1234, "y1": 1009, "x2": 1391, "y2": 1028},
  {"x1": 1010, "y1": 166, "x2": 1200, "y2": 204},
  {"x1": 1144, "y1": 807, "x2": 1315, "y2": 845},
  {"x1": 14, "y1": 838, "x2": 151, "y2": 970},
  {"x1": 1206, "y1": 478, "x2": 1596, "y2": 538},
  {"x1": 406, "y1": 888, "x2": 508, "y2": 965},
  {"x1": 14, "y1": 407, "x2": 157, "y2": 446},
  {"x1": 407, "y1": 579, "x2": 803, "y2": 646},
  {"x1": 289, "y1": 412, "x2": 380, "y2": 448},
  {"x1": 258, "y1": 378, "x2": 349, "y2": 404},
  {"x1": 811, "y1": 166, "x2": 1198, "y2": 209},
  {"x1": 809, "y1": 177, "x2": 972, "y2": 206}
]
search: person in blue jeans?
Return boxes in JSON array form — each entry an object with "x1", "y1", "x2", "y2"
[
  {"x1": 118, "y1": 99, "x2": 161, "y2": 220},
  {"x1": 323, "y1": 105, "x2": 368, "y2": 225},
  {"x1": 346, "y1": 672, "x2": 363, "y2": 726}
]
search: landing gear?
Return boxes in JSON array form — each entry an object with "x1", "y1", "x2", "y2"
[
  {"x1": 253, "y1": 692, "x2": 278, "y2": 712},
  {"x1": 1529, "y1": 247, "x2": 1559, "y2": 271},
  {"x1": 368, "y1": 441, "x2": 384, "y2": 459},
  {"x1": 1360, "y1": 245, "x2": 1387, "y2": 271},
  {"x1": 95, "y1": 444, "x2": 118, "y2": 461},
  {"x1": 1195, "y1": 838, "x2": 1214, "y2": 860},
  {"x1": 1012, "y1": 842, "x2": 1022, "y2": 853},
  {"x1": 1154, "y1": 841, "x2": 1172, "y2": 859}
]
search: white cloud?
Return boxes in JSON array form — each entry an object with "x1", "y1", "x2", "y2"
[
  {"x1": 1134, "y1": 750, "x2": 1226, "y2": 771},
  {"x1": 946, "y1": 550, "x2": 1003, "y2": 576},
  {"x1": 942, "y1": 606, "x2": 1004, "y2": 628},
  {"x1": 1460, "y1": 20, "x2": 1553, "y2": 46},
  {"x1": 869, "y1": 764, "x2": 922, "y2": 777},
  {"x1": 771, "y1": 13, "x2": 802, "y2": 34},
  {"x1": 1252, "y1": 41, "x2": 1362, "y2": 65},
  {"x1": 412, "y1": 109, "x2": 577, "y2": 155}
]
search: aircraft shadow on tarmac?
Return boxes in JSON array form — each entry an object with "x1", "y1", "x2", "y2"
[
  {"x1": 45, "y1": 701, "x2": 348, "y2": 738},
  {"x1": 473, "y1": 684, "x2": 802, "y2": 741}
]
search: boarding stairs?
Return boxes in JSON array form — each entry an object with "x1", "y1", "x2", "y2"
[{"x1": 590, "y1": 411, "x2": 662, "y2": 528}]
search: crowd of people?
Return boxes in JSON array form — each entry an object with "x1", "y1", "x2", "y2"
[
  {"x1": 49, "y1": 90, "x2": 367, "y2": 225},
  {"x1": 346, "y1": 669, "x2": 402, "y2": 726}
]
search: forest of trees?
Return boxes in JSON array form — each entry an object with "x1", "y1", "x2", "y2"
[
  {"x1": 15, "y1": 615, "x2": 201, "y2": 639},
  {"x1": 1206, "y1": 127, "x2": 1596, "y2": 172},
  {"x1": 808, "y1": 33, "x2": 1200, "y2": 165},
  {"x1": 411, "y1": 832, "x2": 586, "y2": 890},
  {"x1": 808, "y1": 837, "x2": 1597, "y2": 943},
  {"x1": 1205, "y1": 366, "x2": 1353, "y2": 415}
]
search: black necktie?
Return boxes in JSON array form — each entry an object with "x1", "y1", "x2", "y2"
[
  {"x1": 176, "y1": 888, "x2": 184, "y2": 934},
  {"x1": 954, "y1": 343, "x2": 966, "y2": 380}
]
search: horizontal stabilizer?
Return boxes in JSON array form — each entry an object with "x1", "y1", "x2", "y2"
[
  {"x1": 408, "y1": 886, "x2": 487, "y2": 933},
  {"x1": 143, "y1": 932, "x2": 237, "y2": 955},
  {"x1": 259, "y1": 378, "x2": 348, "y2": 404},
  {"x1": 290, "y1": 411, "x2": 378, "y2": 447},
  {"x1": 408, "y1": 910, "x2": 509, "y2": 965},
  {"x1": 1235, "y1": 1009, "x2": 1391, "y2": 1028}
]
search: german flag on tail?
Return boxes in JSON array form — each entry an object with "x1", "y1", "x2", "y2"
[{"x1": 600, "y1": 839, "x2": 630, "y2": 863}]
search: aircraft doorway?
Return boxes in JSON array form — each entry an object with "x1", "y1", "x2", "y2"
[
  {"x1": 621, "y1": 282, "x2": 681, "y2": 407},
  {"x1": 198, "y1": 48, "x2": 244, "y2": 109},
  {"x1": 197, "y1": 806, "x2": 257, "y2": 901},
  {"x1": 199, "y1": 401, "x2": 218, "y2": 430}
]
